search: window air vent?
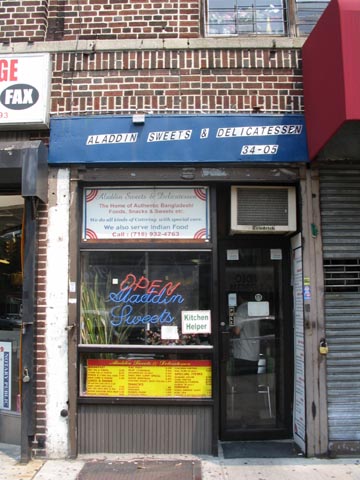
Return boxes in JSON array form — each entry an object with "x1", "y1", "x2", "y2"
[{"x1": 230, "y1": 186, "x2": 297, "y2": 234}]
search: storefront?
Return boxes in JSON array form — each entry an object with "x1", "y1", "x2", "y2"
[
  {"x1": 0, "y1": 52, "x2": 50, "y2": 460},
  {"x1": 0, "y1": 140, "x2": 47, "y2": 459},
  {"x1": 48, "y1": 113, "x2": 310, "y2": 456},
  {"x1": 303, "y1": 0, "x2": 360, "y2": 455}
]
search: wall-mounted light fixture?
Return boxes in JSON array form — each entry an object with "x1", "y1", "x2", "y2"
[{"x1": 132, "y1": 114, "x2": 145, "y2": 125}]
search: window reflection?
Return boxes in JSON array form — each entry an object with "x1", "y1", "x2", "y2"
[
  {"x1": 296, "y1": 1, "x2": 329, "y2": 36},
  {"x1": 206, "y1": 0, "x2": 330, "y2": 37},
  {"x1": 207, "y1": 0, "x2": 285, "y2": 36}
]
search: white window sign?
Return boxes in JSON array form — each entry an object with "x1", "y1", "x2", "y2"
[
  {"x1": 270, "y1": 249, "x2": 283, "y2": 260},
  {"x1": 227, "y1": 249, "x2": 239, "y2": 261},
  {"x1": 248, "y1": 301, "x2": 269, "y2": 317},
  {"x1": 83, "y1": 187, "x2": 210, "y2": 240},
  {"x1": 161, "y1": 325, "x2": 179, "y2": 340},
  {"x1": 0, "y1": 53, "x2": 51, "y2": 129}
]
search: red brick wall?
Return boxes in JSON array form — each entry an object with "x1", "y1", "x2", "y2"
[
  {"x1": 58, "y1": 0, "x2": 200, "y2": 40},
  {"x1": 51, "y1": 48, "x2": 303, "y2": 115},
  {"x1": 33, "y1": 202, "x2": 48, "y2": 457},
  {"x1": 1, "y1": 0, "x2": 201, "y2": 42},
  {"x1": 1, "y1": 0, "x2": 48, "y2": 43}
]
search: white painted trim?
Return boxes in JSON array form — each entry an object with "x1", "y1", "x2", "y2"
[
  {"x1": 45, "y1": 169, "x2": 70, "y2": 458},
  {"x1": 0, "y1": 37, "x2": 305, "y2": 56}
]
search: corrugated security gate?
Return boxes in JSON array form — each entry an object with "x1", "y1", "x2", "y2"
[{"x1": 320, "y1": 163, "x2": 360, "y2": 448}]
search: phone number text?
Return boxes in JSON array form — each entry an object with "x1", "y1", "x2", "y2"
[{"x1": 111, "y1": 231, "x2": 181, "y2": 238}]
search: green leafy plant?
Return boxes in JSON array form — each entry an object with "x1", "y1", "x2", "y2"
[{"x1": 81, "y1": 274, "x2": 129, "y2": 344}]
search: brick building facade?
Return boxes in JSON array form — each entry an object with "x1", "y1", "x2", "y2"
[{"x1": 3, "y1": 0, "x2": 350, "y2": 462}]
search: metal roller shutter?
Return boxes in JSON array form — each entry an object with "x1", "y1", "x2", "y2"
[{"x1": 320, "y1": 163, "x2": 360, "y2": 442}]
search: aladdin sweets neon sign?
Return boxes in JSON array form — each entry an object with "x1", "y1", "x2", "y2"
[{"x1": 109, "y1": 273, "x2": 184, "y2": 327}]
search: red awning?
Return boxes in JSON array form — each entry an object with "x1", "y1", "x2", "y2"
[{"x1": 303, "y1": 0, "x2": 360, "y2": 160}]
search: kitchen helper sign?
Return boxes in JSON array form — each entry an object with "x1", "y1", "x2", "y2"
[{"x1": 0, "y1": 53, "x2": 51, "y2": 128}]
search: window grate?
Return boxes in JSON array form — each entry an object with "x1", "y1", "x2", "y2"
[
  {"x1": 324, "y1": 259, "x2": 360, "y2": 292},
  {"x1": 235, "y1": 188, "x2": 289, "y2": 226}
]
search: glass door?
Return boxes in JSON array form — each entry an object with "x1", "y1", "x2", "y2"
[
  {"x1": 0, "y1": 195, "x2": 24, "y2": 444},
  {"x1": 219, "y1": 239, "x2": 293, "y2": 440}
]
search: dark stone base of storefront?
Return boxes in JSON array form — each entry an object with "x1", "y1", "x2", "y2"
[{"x1": 76, "y1": 459, "x2": 202, "y2": 480}]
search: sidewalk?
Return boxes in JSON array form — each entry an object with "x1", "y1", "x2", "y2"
[{"x1": 1, "y1": 442, "x2": 360, "y2": 480}]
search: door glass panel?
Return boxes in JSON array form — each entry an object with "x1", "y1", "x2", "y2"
[
  {"x1": 0, "y1": 196, "x2": 23, "y2": 414},
  {"x1": 222, "y1": 246, "x2": 285, "y2": 434}
]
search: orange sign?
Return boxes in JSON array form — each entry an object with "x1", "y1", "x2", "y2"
[{"x1": 86, "y1": 359, "x2": 212, "y2": 398}]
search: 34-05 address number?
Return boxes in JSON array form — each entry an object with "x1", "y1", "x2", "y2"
[{"x1": 241, "y1": 144, "x2": 278, "y2": 155}]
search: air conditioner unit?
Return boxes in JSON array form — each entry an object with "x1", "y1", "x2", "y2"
[{"x1": 230, "y1": 186, "x2": 297, "y2": 234}]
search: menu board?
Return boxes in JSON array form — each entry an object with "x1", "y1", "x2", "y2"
[{"x1": 87, "y1": 359, "x2": 212, "y2": 398}]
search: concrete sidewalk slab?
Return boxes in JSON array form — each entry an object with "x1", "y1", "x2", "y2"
[
  {"x1": 32, "y1": 459, "x2": 85, "y2": 480},
  {"x1": 0, "y1": 444, "x2": 43, "y2": 480},
  {"x1": 224, "y1": 458, "x2": 360, "y2": 480},
  {"x1": 1, "y1": 443, "x2": 360, "y2": 480},
  {"x1": 32, "y1": 454, "x2": 225, "y2": 480}
]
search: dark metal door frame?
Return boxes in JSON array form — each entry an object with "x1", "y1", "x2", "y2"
[{"x1": 218, "y1": 236, "x2": 294, "y2": 441}]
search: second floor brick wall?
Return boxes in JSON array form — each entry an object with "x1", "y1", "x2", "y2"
[
  {"x1": 1, "y1": 0, "x2": 201, "y2": 43},
  {"x1": 50, "y1": 48, "x2": 303, "y2": 116},
  {"x1": 1, "y1": 0, "x2": 49, "y2": 43}
]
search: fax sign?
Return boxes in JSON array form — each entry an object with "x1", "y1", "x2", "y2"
[
  {"x1": 0, "y1": 53, "x2": 51, "y2": 129},
  {"x1": 0, "y1": 84, "x2": 39, "y2": 110}
]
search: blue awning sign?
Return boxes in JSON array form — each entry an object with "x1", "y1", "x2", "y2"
[{"x1": 49, "y1": 114, "x2": 309, "y2": 164}]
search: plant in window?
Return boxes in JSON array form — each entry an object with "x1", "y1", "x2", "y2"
[{"x1": 81, "y1": 274, "x2": 129, "y2": 344}]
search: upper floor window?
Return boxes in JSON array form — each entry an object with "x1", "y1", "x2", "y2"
[
  {"x1": 295, "y1": 1, "x2": 329, "y2": 35},
  {"x1": 205, "y1": 0, "x2": 329, "y2": 37}
]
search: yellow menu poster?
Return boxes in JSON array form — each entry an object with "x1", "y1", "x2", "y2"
[{"x1": 86, "y1": 359, "x2": 212, "y2": 398}]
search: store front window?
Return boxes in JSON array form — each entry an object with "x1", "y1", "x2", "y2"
[
  {"x1": 79, "y1": 187, "x2": 213, "y2": 399},
  {"x1": 80, "y1": 250, "x2": 212, "y2": 347}
]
